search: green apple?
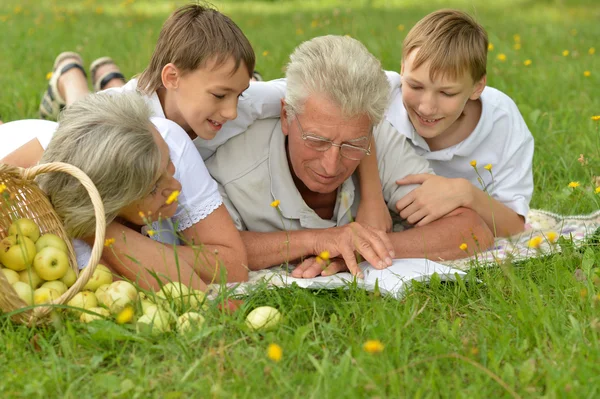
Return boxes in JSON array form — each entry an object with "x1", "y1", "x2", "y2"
[
  {"x1": 35, "y1": 233, "x2": 68, "y2": 254},
  {"x1": 140, "y1": 299, "x2": 156, "y2": 313},
  {"x1": 8, "y1": 218, "x2": 40, "y2": 243},
  {"x1": 245, "y1": 306, "x2": 282, "y2": 331},
  {"x1": 33, "y1": 246, "x2": 69, "y2": 281},
  {"x1": 156, "y1": 282, "x2": 190, "y2": 301},
  {"x1": 82, "y1": 264, "x2": 113, "y2": 291},
  {"x1": 1, "y1": 268, "x2": 20, "y2": 285},
  {"x1": 143, "y1": 304, "x2": 173, "y2": 324},
  {"x1": 0, "y1": 235, "x2": 37, "y2": 271},
  {"x1": 177, "y1": 312, "x2": 205, "y2": 334},
  {"x1": 60, "y1": 267, "x2": 77, "y2": 288},
  {"x1": 67, "y1": 291, "x2": 98, "y2": 313},
  {"x1": 95, "y1": 284, "x2": 111, "y2": 304},
  {"x1": 80, "y1": 307, "x2": 110, "y2": 323},
  {"x1": 19, "y1": 268, "x2": 43, "y2": 289},
  {"x1": 101, "y1": 281, "x2": 138, "y2": 314},
  {"x1": 33, "y1": 287, "x2": 60, "y2": 304},
  {"x1": 12, "y1": 281, "x2": 34, "y2": 306},
  {"x1": 41, "y1": 280, "x2": 68, "y2": 296},
  {"x1": 137, "y1": 313, "x2": 171, "y2": 335}
]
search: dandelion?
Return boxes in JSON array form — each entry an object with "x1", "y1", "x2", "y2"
[
  {"x1": 0, "y1": 15, "x2": 9, "y2": 22},
  {"x1": 459, "y1": 243, "x2": 468, "y2": 251},
  {"x1": 397, "y1": 24, "x2": 404, "y2": 31},
  {"x1": 580, "y1": 288, "x2": 588, "y2": 299},
  {"x1": 296, "y1": 28, "x2": 304, "y2": 35},
  {"x1": 46, "y1": 71, "x2": 53, "y2": 80},
  {"x1": 568, "y1": 181, "x2": 580, "y2": 189},
  {"x1": 528, "y1": 236, "x2": 543, "y2": 248},
  {"x1": 513, "y1": 43, "x2": 521, "y2": 50},
  {"x1": 311, "y1": 19, "x2": 318, "y2": 28},
  {"x1": 592, "y1": 116, "x2": 600, "y2": 121},
  {"x1": 0, "y1": 183, "x2": 6, "y2": 194},
  {"x1": 104, "y1": 238, "x2": 115, "y2": 247},
  {"x1": 595, "y1": 187, "x2": 600, "y2": 194},
  {"x1": 590, "y1": 47, "x2": 596, "y2": 55},
  {"x1": 14, "y1": 6, "x2": 22, "y2": 14},
  {"x1": 470, "y1": 160, "x2": 477, "y2": 167},
  {"x1": 138, "y1": 211, "x2": 145, "y2": 219},
  {"x1": 95, "y1": 7, "x2": 104, "y2": 14},
  {"x1": 147, "y1": 229, "x2": 155, "y2": 237},
  {"x1": 262, "y1": 50, "x2": 269, "y2": 56},
  {"x1": 524, "y1": 59, "x2": 532, "y2": 66},
  {"x1": 513, "y1": 34, "x2": 521, "y2": 43},
  {"x1": 116, "y1": 306, "x2": 134, "y2": 324},
  {"x1": 267, "y1": 343, "x2": 282, "y2": 362},
  {"x1": 584, "y1": 71, "x2": 591, "y2": 77},
  {"x1": 363, "y1": 340, "x2": 384, "y2": 354},
  {"x1": 546, "y1": 231, "x2": 558, "y2": 243},
  {"x1": 488, "y1": 43, "x2": 494, "y2": 51},
  {"x1": 316, "y1": 250, "x2": 330, "y2": 264},
  {"x1": 562, "y1": 50, "x2": 569, "y2": 57},
  {"x1": 484, "y1": 164, "x2": 492, "y2": 171},
  {"x1": 270, "y1": 199, "x2": 280, "y2": 208},
  {"x1": 497, "y1": 53, "x2": 506, "y2": 62},
  {"x1": 165, "y1": 190, "x2": 180, "y2": 205}
]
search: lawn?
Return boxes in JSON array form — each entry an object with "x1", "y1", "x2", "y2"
[{"x1": 1, "y1": 0, "x2": 600, "y2": 397}]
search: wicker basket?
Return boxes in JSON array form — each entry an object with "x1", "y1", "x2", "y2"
[{"x1": 0, "y1": 162, "x2": 106, "y2": 326}]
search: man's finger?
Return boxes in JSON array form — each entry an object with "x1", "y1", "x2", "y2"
[
  {"x1": 396, "y1": 173, "x2": 432, "y2": 186},
  {"x1": 321, "y1": 260, "x2": 349, "y2": 276},
  {"x1": 339, "y1": 246, "x2": 362, "y2": 278},
  {"x1": 367, "y1": 226, "x2": 396, "y2": 259},
  {"x1": 291, "y1": 257, "x2": 318, "y2": 278}
]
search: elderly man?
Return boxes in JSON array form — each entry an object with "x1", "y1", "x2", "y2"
[{"x1": 206, "y1": 35, "x2": 493, "y2": 278}]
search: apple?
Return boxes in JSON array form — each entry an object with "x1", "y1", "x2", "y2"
[
  {"x1": 245, "y1": 306, "x2": 282, "y2": 331},
  {"x1": 41, "y1": 280, "x2": 68, "y2": 296},
  {"x1": 33, "y1": 287, "x2": 60, "y2": 304},
  {"x1": 67, "y1": 291, "x2": 98, "y2": 313},
  {"x1": 156, "y1": 282, "x2": 190, "y2": 301},
  {"x1": 80, "y1": 307, "x2": 111, "y2": 323},
  {"x1": 12, "y1": 281, "x2": 34, "y2": 306},
  {"x1": 0, "y1": 235, "x2": 37, "y2": 271},
  {"x1": 1, "y1": 268, "x2": 20, "y2": 285},
  {"x1": 189, "y1": 290, "x2": 209, "y2": 311},
  {"x1": 33, "y1": 246, "x2": 69, "y2": 281},
  {"x1": 143, "y1": 304, "x2": 173, "y2": 324},
  {"x1": 82, "y1": 264, "x2": 113, "y2": 291},
  {"x1": 95, "y1": 284, "x2": 111, "y2": 304},
  {"x1": 60, "y1": 267, "x2": 77, "y2": 287},
  {"x1": 140, "y1": 299, "x2": 157, "y2": 313},
  {"x1": 19, "y1": 268, "x2": 43, "y2": 289},
  {"x1": 101, "y1": 281, "x2": 138, "y2": 314},
  {"x1": 177, "y1": 312, "x2": 205, "y2": 334},
  {"x1": 137, "y1": 312, "x2": 171, "y2": 335},
  {"x1": 35, "y1": 233, "x2": 68, "y2": 254},
  {"x1": 8, "y1": 218, "x2": 40, "y2": 243}
]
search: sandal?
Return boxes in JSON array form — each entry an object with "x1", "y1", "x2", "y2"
[
  {"x1": 39, "y1": 51, "x2": 87, "y2": 120},
  {"x1": 90, "y1": 57, "x2": 126, "y2": 92}
]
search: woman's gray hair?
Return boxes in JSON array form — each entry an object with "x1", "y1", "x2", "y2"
[
  {"x1": 37, "y1": 92, "x2": 162, "y2": 238},
  {"x1": 284, "y1": 35, "x2": 390, "y2": 124}
]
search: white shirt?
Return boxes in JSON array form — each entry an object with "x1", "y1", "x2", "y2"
[
  {"x1": 0, "y1": 119, "x2": 56, "y2": 159},
  {"x1": 385, "y1": 84, "x2": 534, "y2": 217},
  {"x1": 106, "y1": 78, "x2": 287, "y2": 159}
]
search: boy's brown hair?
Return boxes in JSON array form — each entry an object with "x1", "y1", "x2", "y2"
[
  {"x1": 402, "y1": 9, "x2": 488, "y2": 82},
  {"x1": 137, "y1": 3, "x2": 255, "y2": 94}
]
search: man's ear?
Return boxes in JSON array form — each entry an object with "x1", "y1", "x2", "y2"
[
  {"x1": 470, "y1": 74, "x2": 487, "y2": 100},
  {"x1": 161, "y1": 63, "x2": 180, "y2": 90},
  {"x1": 280, "y1": 98, "x2": 289, "y2": 136}
]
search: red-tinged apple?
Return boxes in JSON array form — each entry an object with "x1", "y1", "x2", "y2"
[
  {"x1": 8, "y1": 218, "x2": 40, "y2": 243},
  {"x1": 67, "y1": 291, "x2": 98, "y2": 313},
  {"x1": 35, "y1": 233, "x2": 68, "y2": 254},
  {"x1": 33, "y1": 287, "x2": 60, "y2": 304},
  {"x1": 41, "y1": 280, "x2": 68, "y2": 296},
  {"x1": 80, "y1": 307, "x2": 111, "y2": 323},
  {"x1": 12, "y1": 281, "x2": 34, "y2": 306},
  {"x1": 1, "y1": 268, "x2": 20, "y2": 285},
  {"x1": 19, "y1": 268, "x2": 43, "y2": 288},
  {"x1": 33, "y1": 246, "x2": 69, "y2": 280},
  {"x1": 0, "y1": 235, "x2": 37, "y2": 271},
  {"x1": 177, "y1": 312, "x2": 205, "y2": 334},
  {"x1": 60, "y1": 267, "x2": 77, "y2": 287},
  {"x1": 82, "y1": 264, "x2": 113, "y2": 291}
]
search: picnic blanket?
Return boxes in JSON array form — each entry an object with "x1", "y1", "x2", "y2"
[{"x1": 220, "y1": 209, "x2": 600, "y2": 297}]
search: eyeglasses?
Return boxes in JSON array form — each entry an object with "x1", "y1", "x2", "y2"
[{"x1": 293, "y1": 117, "x2": 372, "y2": 161}]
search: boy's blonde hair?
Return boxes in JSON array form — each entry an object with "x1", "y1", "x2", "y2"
[
  {"x1": 137, "y1": 3, "x2": 255, "y2": 94},
  {"x1": 37, "y1": 92, "x2": 162, "y2": 238},
  {"x1": 402, "y1": 9, "x2": 488, "y2": 82}
]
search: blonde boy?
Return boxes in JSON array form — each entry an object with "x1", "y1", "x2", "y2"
[{"x1": 389, "y1": 9, "x2": 534, "y2": 237}]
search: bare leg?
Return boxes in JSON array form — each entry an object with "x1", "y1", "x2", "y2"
[
  {"x1": 56, "y1": 56, "x2": 90, "y2": 106},
  {"x1": 92, "y1": 61, "x2": 126, "y2": 91}
]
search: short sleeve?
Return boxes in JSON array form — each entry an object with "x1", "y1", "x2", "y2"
[
  {"x1": 150, "y1": 117, "x2": 223, "y2": 231},
  {"x1": 217, "y1": 183, "x2": 247, "y2": 231}
]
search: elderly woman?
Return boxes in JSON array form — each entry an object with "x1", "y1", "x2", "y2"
[{"x1": 0, "y1": 92, "x2": 248, "y2": 290}]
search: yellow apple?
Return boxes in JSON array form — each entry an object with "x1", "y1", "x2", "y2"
[
  {"x1": 8, "y1": 218, "x2": 40, "y2": 243},
  {"x1": 12, "y1": 281, "x2": 34, "y2": 306},
  {"x1": 0, "y1": 235, "x2": 37, "y2": 271},
  {"x1": 33, "y1": 287, "x2": 60, "y2": 304},
  {"x1": 101, "y1": 281, "x2": 138, "y2": 314},
  {"x1": 140, "y1": 299, "x2": 156, "y2": 313},
  {"x1": 1, "y1": 268, "x2": 20, "y2": 285},
  {"x1": 143, "y1": 304, "x2": 173, "y2": 324},
  {"x1": 82, "y1": 264, "x2": 113, "y2": 291},
  {"x1": 33, "y1": 246, "x2": 69, "y2": 281},
  {"x1": 67, "y1": 291, "x2": 98, "y2": 313},
  {"x1": 60, "y1": 267, "x2": 77, "y2": 288},
  {"x1": 137, "y1": 312, "x2": 171, "y2": 335},
  {"x1": 95, "y1": 284, "x2": 111, "y2": 304},
  {"x1": 41, "y1": 280, "x2": 68, "y2": 296},
  {"x1": 156, "y1": 282, "x2": 190, "y2": 300},
  {"x1": 19, "y1": 268, "x2": 43, "y2": 289},
  {"x1": 35, "y1": 233, "x2": 68, "y2": 254},
  {"x1": 245, "y1": 306, "x2": 282, "y2": 331},
  {"x1": 80, "y1": 307, "x2": 111, "y2": 323},
  {"x1": 177, "y1": 312, "x2": 205, "y2": 334}
]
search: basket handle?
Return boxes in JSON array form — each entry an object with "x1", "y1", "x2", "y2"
[{"x1": 22, "y1": 162, "x2": 106, "y2": 313}]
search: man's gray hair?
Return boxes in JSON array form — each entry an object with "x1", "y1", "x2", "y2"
[
  {"x1": 37, "y1": 92, "x2": 162, "y2": 238},
  {"x1": 284, "y1": 35, "x2": 390, "y2": 124}
]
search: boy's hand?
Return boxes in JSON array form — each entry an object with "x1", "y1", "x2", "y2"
[
  {"x1": 395, "y1": 174, "x2": 473, "y2": 226},
  {"x1": 291, "y1": 257, "x2": 349, "y2": 279},
  {"x1": 356, "y1": 193, "x2": 393, "y2": 233}
]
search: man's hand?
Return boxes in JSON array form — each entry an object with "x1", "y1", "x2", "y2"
[
  {"x1": 291, "y1": 256, "x2": 349, "y2": 278},
  {"x1": 355, "y1": 194, "x2": 393, "y2": 233},
  {"x1": 314, "y1": 222, "x2": 395, "y2": 278}
]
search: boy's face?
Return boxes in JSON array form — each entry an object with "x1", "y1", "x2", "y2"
[
  {"x1": 401, "y1": 48, "x2": 485, "y2": 147},
  {"x1": 163, "y1": 57, "x2": 250, "y2": 140}
]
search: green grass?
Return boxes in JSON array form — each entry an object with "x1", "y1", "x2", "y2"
[{"x1": 1, "y1": 0, "x2": 600, "y2": 397}]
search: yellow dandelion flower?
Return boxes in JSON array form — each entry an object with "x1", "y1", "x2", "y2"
[
  {"x1": 104, "y1": 238, "x2": 115, "y2": 247},
  {"x1": 527, "y1": 236, "x2": 543, "y2": 248},
  {"x1": 589, "y1": 47, "x2": 596, "y2": 55},
  {"x1": 513, "y1": 34, "x2": 521, "y2": 42},
  {"x1": 562, "y1": 50, "x2": 569, "y2": 57},
  {"x1": 165, "y1": 190, "x2": 180, "y2": 205},
  {"x1": 488, "y1": 43, "x2": 494, "y2": 51},
  {"x1": 296, "y1": 28, "x2": 304, "y2": 35},
  {"x1": 0, "y1": 183, "x2": 6, "y2": 194},
  {"x1": 262, "y1": 50, "x2": 269, "y2": 56},
  {"x1": 592, "y1": 115, "x2": 600, "y2": 121},
  {"x1": 319, "y1": 251, "x2": 330, "y2": 261},
  {"x1": 497, "y1": 53, "x2": 506, "y2": 62},
  {"x1": 513, "y1": 43, "x2": 521, "y2": 51},
  {"x1": 484, "y1": 164, "x2": 492, "y2": 171},
  {"x1": 546, "y1": 231, "x2": 558, "y2": 243},
  {"x1": 363, "y1": 340, "x2": 384, "y2": 354},
  {"x1": 147, "y1": 229, "x2": 155, "y2": 237},
  {"x1": 568, "y1": 181, "x2": 580, "y2": 189},
  {"x1": 524, "y1": 59, "x2": 532, "y2": 66},
  {"x1": 311, "y1": 20, "x2": 318, "y2": 28},
  {"x1": 580, "y1": 288, "x2": 588, "y2": 299},
  {"x1": 138, "y1": 211, "x2": 145, "y2": 218},
  {"x1": 459, "y1": 243, "x2": 468, "y2": 251},
  {"x1": 397, "y1": 24, "x2": 405, "y2": 31},
  {"x1": 595, "y1": 187, "x2": 600, "y2": 194},
  {"x1": 95, "y1": 6, "x2": 104, "y2": 14},
  {"x1": 270, "y1": 199, "x2": 280, "y2": 208},
  {"x1": 470, "y1": 160, "x2": 477, "y2": 167},
  {"x1": 0, "y1": 15, "x2": 9, "y2": 22},
  {"x1": 14, "y1": 6, "x2": 22, "y2": 14},
  {"x1": 584, "y1": 71, "x2": 591, "y2": 77},
  {"x1": 46, "y1": 71, "x2": 53, "y2": 80},
  {"x1": 267, "y1": 343, "x2": 282, "y2": 362},
  {"x1": 116, "y1": 306, "x2": 134, "y2": 324}
]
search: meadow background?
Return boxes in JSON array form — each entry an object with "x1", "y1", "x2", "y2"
[{"x1": 1, "y1": 0, "x2": 599, "y2": 397}]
